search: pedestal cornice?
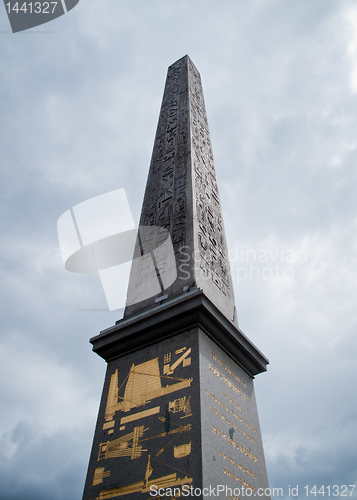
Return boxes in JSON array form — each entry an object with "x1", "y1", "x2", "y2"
[{"x1": 90, "y1": 288, "x2": 269, "y2": 377}]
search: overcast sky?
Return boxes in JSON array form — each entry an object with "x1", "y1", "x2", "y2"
[{"x1": 1, "y1": 1, "x2": 357, "y2": 499}]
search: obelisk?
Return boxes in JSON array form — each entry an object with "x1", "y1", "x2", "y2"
[{"x1": 82, "y1": 56, "x2": 270, "y2": 500}]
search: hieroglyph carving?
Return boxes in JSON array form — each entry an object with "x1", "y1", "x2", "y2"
[
  {"x1": 187, "y1": 59, "x2": 231, "y2": 297},
  {"x1": 139, "y1": 58, "x2": 189, "y2": 278}
]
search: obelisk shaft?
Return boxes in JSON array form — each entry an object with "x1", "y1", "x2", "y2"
[{"x1": 124, "y1": 56, "x2": 236, "y2": 324}]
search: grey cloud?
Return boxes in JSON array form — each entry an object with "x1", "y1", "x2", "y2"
[{"x1": 1, "y1": 0, "x2": 357, "y2": 498}]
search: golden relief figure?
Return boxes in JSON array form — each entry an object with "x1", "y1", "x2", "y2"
[
  {"x1": 93, "y1": 467, "x2": 111, "y2": 486},
  {"x1": 163, "y1": 348, "x2": 191, "y2": 375},
  {"x1": 99, "y1": 424, "x2": 192, "y2": 462},
  {"x1": 173, "y1": 442, "x2": 191, "y2": 458},
  {"x1": 105, "y1": 370, "x2": 119, "y2": 423},
  {"x1": 96, "y1": 348, "x2": 194, "y2": 496},
  {"x1": 168, "y1": 396, "x2": 192, "y2": 418},
  {"x1": 96, "y1": 455, "x2": 192, "y2": 499},
  {"x1": 120, "y1": 406, "x2": 160, "y2": 425},
  {"x1": 163, "y1": 353, "x2": 171, "y2": 364},
  {"x1": 98, "y1": 426, "x2": 148, "y2": 461},
  {"x1": 104, "y1": 351, "x2": 193, "y2": 423}
]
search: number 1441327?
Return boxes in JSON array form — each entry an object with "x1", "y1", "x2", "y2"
[
  {"x1": 5, "y1": 2, "x2": 58, "y2": 14},
  {"x1": 304, "y1": 485, "x2": 355, "y2": 497}
]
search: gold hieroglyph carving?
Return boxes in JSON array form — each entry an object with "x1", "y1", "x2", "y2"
[
  {"x1": 105, "y1": 369, "x2": 119, "y2": 422},
  {"x1": 98, "y1": 426, "x2": 148, "y2": 461},
  {"x1": 205, "y1": 389, "x2": 258, "y2": 436},
  {"x1": 164, "y1": 353, "x2": 172, "y2": 364},
  {"x1": 223, "y1": 467, "x2": 255, "y2": 491},
  {"x1": 99, "y1": 424, "x2": 192, "y2": 462},
  {"x1": 209, "y1": 363, "x2": 250, "y2": 403},
  {"x1": 220, "y1": 452, "x2": 256, "y2": 479},
  {"x1": 96, "y1": 455, "x2": 192, "y2": 499},
  {"x1": 211, "y1": 352, "x2": 246, "y2": 388},
  {"x1": 120, "y1": 406, "x2": 160, "y2": 425},
  {"x1": 164, "y1": 348, "x2": 191, "y2": 375},
  {"x1": 103, "y1": 421, "x2": 115, "y2": 430},
  {"x1": 208, "y1": 405, "x2": 256, "y2": 444},
  {"x1": 93, "y1": 467, "x2": 111, "y2": 486},
  {"x1": 174, "y1": 442, "x2": 191, "y2": 458},
  {"x1": 96, "y1": 343, "x2": 194, "y2": 498},
  {"x1": 211, "y1": 425, "x2": 258, "y2": 463},
  {"x1": 104, "y1": 355, "x2": 193, "y2": 421},
  {"x1": 168, "y1": 396, "x2": 192, "y2": 418}
]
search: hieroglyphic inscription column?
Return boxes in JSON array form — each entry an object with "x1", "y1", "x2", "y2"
[
  {"x1": 199, "y1": 333, "x2": 270, "y2": 499},
  {"x1": 124, "y1": 55, "x2": 236, "y2": 324},
  {"x1": 188, "y1": 58, "x2": 234, "y2": 319}
]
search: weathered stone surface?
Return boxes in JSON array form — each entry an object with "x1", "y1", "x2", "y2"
[
  {"x1": 124, "y1": 55, "x2": 236, "y2": 324},
  {"x1": 199, "y1": 333, "x2": 270, "y2": 498}
]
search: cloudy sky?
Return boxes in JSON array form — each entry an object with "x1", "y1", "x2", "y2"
[{"x1": 1, "y1": 0, "x2": 357, "y2": 498}]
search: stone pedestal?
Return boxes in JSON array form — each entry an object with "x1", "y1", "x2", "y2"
[{"x1": 82, "y1": 289, "x2": 270, "y2": 500}]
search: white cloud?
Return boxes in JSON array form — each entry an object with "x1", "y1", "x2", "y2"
[{"x1": 346, "y1": 6, "x2": 357, "y2": 92}]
